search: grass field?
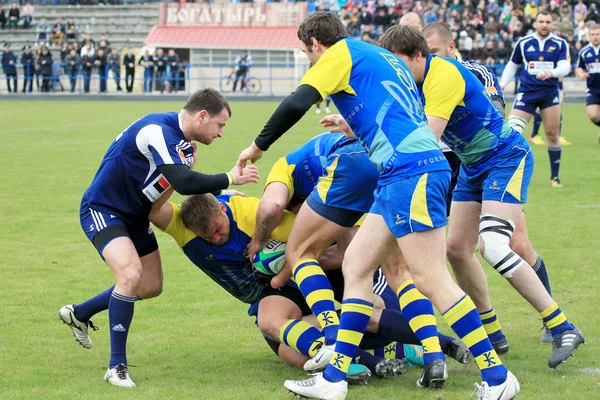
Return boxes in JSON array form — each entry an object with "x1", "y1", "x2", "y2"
[{"x1": 1, "y1": 100, "x2": 599, "y2": 400}]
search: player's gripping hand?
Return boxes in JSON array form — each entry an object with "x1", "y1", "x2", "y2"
[
  {"x1": 252, "y1": 265, "x2": 274, "y2": 287},
  {"x1": 237, "y1": 142, "x2": 263, "y2": 175},
  {"x1": 229, "y1": 164, "x2": 260, "y2": 185},
  {"x1": 269, "y1": 261, "x2": 293, "y2": 289},
  {"x1": 320, "y1": 114, "x2": 356, "y2": 139}
]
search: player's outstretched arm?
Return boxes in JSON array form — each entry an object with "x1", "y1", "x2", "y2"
[
  {"x1": 158, "y1": 164, "x2": 259, "y2": 196},
  {"x1": 499, "y1": 61, "x2": 519, "y2": 90},
  {"x1": 148, "y1": 201, "x2": 174, "y2": 231},
  {"x1": 236, "y1": 85, "x2": 322, "y2": 173},
  {"x1": 426, "y1": 115, "x2": 450, "y2": 140},
  {"x1": 248, "y1": 182, "x2": 290, "y2": 261}
]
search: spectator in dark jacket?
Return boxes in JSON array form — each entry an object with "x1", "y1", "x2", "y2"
[
  {"x1": 2, "y1": 42, "x2": 18, "y2": 93},
  {"x1": 0, "y1": 8, "x2": 7, "y2": 30},
  {"x1": 21, "y1": 44, "x2": 35, "y2": 93},
  {"x1": 64, "y1": 48, "x2": 80, "y2": 92},
  {"x1": 496, "y1": 40, "x2": 510, "y2": 65},
  {"x1": 123, "y1": 47, "x2": 135, "y2": 93},
  {"x1": 154, "y1": 48, "x2": 167, "y2": 93},
  {"x1": 66, "y1": 18, "x2": 78, "y2": 42},
  {"x1": 38, "y1": 46, "x2": 53, "y2": 92},
  {"x1": 93, "y1": 48, "x2": 108, "y2": 93},
  {"x1": 80, "y1": 52, "x2": 92, "y2": 93},
  {"x1": 470, "y1": 40, "x2": 485, "y2": 63},
  {"x1": 166, "y1": 48, "x2": 179, "y2": 93},
  {"x1": 107, "y1": 48, "x2": 122, "y2": 91},
  {"x1": 7, "y1": 3, "x2": 19, "y2": 29}
]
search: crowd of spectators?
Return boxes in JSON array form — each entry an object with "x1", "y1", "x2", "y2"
[
  {"x1": 1, "y1": 18, "x2": 183, "y2": 94},
  {"x1": 2, "y1": 0, "x2": 600, "y2": 94},
  {"x1": 318, "y1": 0, "x2": 599, "y2": 74}
]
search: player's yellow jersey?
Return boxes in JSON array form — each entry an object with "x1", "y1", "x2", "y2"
[
  {"x1": 299, "y1": 38, "x2": 448, "y2": 183},
  {"x1": 422, "y1": 55, "x2": 518, "y2": 167},
  {"x1": 160, "y1": 194, "x2": 295, "y2": 304}
]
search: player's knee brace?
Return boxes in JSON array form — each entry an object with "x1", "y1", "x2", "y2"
[
  {"x1": 479, "y1": 213, "x2": 524, "y2": 278},
  {"x1": 508, "y1": 116, "x2": 527, "y2": 133}
]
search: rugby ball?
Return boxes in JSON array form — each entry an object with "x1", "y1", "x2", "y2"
[{"x1": 252, "y1": 239, "x2": 287, "y2": 275}]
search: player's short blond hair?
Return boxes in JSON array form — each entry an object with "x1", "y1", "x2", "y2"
[
  {"x1": 422, "y1": 22, "x2": 454, "y2": 45},
  {"x1": 181, "y1": 194, "x2": 222, "y2": 236}
]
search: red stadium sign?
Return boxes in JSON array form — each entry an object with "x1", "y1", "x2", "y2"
[{"x1": 159, "y1": 2, "x2": 308, "y2": 27}]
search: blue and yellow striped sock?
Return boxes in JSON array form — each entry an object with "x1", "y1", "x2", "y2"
[
  {"x1": 279, "y1": 319, "x2": 325, "y2": 357},
  {"x1": 293, "y1": 259, "x2": 340, "y2": 345},
  {"x1": 397, "y1": 280, "x2": 444, "y2": 365},
  {"x1": 479, "y1": 308, "x2": 505, "y2": 343},
  {"x1": 323, "y1": 299, "x2": 373, "y2": 383},
  {"x1": 541, "y1": 302, "x2": 574, "y2": 338},
  {"x1": 444, "y1": 295, "x2": 508, "y2": 387}
]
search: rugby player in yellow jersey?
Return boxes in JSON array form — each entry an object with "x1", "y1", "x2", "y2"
[
  {"x1": 237, "y1": 11, "x2": 516, "y2": 400},
  {"x1": 378, "y1": 27, "x2": 584, "y2": 391}
]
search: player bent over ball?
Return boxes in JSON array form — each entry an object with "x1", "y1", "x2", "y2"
[{"x1": 149, "y1": 193, "x2": 467, "y2": 381}]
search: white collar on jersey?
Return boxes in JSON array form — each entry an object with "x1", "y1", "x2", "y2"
[
  {"x1": 177, "y1": 112, "x2": 184, "y2": 133},
  {"x1": 532, "y1": 32, "x2": 558, "y2": 47}
]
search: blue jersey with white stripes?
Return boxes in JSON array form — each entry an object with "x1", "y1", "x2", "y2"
[
  {"x1": 578, "y1": 43, "x2": 600, "y2": 93},
  {"x1": 509, "y1": 33, "x2": 570, "y2": 92},
  {"x1": 459, "y1": 58, "x2": 504, "y2": 99},
  {"x1": 83, "y1": 112, "x2": 194, "y2": 222}
]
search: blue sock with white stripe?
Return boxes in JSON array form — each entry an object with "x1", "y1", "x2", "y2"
[
  {"x1": 109, "y1": 292, "x2": 136, "y2": 368},
  {"x1": 74, "y1": 285, "x2": 115, "y2": 322}
]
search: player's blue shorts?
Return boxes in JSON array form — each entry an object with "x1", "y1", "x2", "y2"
[
  {"x1": 452, "y1": 137, "x2": 533, "y2": 204},
  {"x1": 586, "y1": 90, "x2": 600, "y2": 106},
  {"x1": 513, "y1": 87, "x2": 561, "y2": 114},
  {"x1": 370, "y1": 171, "x2": 450, "y2": 238},
  {"x1": 306, "y1": 147, "x2": 379, "y2": 228},
  {"x1": 80, "y1": 199, "x2": 158, "y2": 258}
]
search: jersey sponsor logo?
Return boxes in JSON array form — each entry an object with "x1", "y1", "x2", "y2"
[
  {"x1": 395, "y1": 214, "x2": 406, "y2": 225},
  {"x1": 488, "y1": 180, "x2": 502, "y2": 191},
  {"x1": 142, "y1": 174, "x2": 171, "y2": 203},
  {"x1": 176, "y1": 140, "x2": 194, "y2": 167}
]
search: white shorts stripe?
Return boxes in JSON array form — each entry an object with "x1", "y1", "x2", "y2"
[{"x1": 89, "y1": 209, "x2": 101, "y2": 232}]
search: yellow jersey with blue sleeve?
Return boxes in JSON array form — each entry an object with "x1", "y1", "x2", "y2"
[
  {"x1": 265, "y1": 131, "x2": 379, "y2": 226},
  {"x1": 163, "y1": 194, "x2": 295, "y2": 304},
  {"x1": 422, "y1": 55, "x2": 533, "y2": 205},
  {"x1": 422, "y1": 55, "x2": 520, "y2": 168},
  {"x1": 299, "y1": 38, "x2": 449, "y2": 184}
]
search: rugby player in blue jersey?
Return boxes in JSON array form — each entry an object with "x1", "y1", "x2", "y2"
[
  {"x1": 58, "y1": 89, "x2": 259, "y2": 387},
  {"x1": 379, "y1": 26, "x2": 584, "y2": 398},
  {"x1": 237, "y1": 11, "x2": 514, "y2": 400},
  {"x1": 575, "y1": 25, "x2": 600, "y2": 142},
  {"x1": 501, "y1": 11, "x2": 571, "y2": 187},
  {"x1": 423, "y1": 21, "x2": 557, "y2": 345}
]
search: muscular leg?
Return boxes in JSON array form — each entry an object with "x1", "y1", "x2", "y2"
[
  {"x1": 540, "y1": 104, "x2": 562, "y2": 183},
  {"x1": 447, "y1": 201, "x2": 494, "y2": 313},
  {"x1": 284, "y1": 202, "x2": 352, "y2": 344},
  {"x1": 586, "y1": 104, "x2": 600, "y2": 127},
  {"x1": 507, "y1": 109, "x2": 534, "y2": 135}
]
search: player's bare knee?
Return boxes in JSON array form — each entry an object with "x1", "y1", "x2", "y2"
[
  {"x1": 479, "y1": 213, "x2": 524, "y2": 278},
  {"x1": 446, "y1": 238, "x2": 472, "y2": 265},
  {"x1": 137, "y1": 280, "x2": 163, "y2": 299}
]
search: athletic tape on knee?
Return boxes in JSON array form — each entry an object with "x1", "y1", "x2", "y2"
[
  {"x1": 479, "y1": 213, "x2": 523, "y2": 278},
  {"x1": 508, "y1": 116, "x2": 527, "y2": 134}
]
